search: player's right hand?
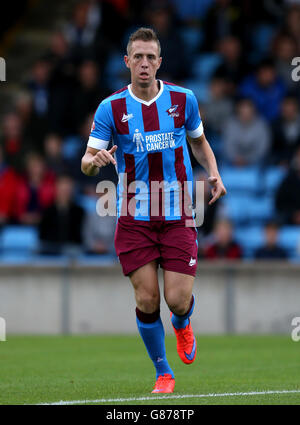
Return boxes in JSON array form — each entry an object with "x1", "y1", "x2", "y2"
[{"x1": 91, "y1": 145, "x2": 117, "y2": 168}]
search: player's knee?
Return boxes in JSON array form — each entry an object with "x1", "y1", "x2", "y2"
[
  {"x1": 169, "y1": 304, "x2": 188, "y2": 316},
  {"x1": 136, "y1": 290, "x2": 160, "y2": 313},
  {"x1": 165, "y1": 294, "x2": 190, "y2": 316}
]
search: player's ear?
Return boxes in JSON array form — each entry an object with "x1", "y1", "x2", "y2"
[
  {"x1": 157, "y1": 57, "x2": 162, "y2": 70},
  {"x1": 124, "y1": 55, "x2": 130, "y2": 68}
]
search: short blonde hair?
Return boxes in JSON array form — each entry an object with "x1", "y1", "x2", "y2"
[{"x1": 127, "y1": 27, "x2": 161, "y2": 56}]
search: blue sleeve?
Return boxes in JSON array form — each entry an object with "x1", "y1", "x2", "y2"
[
  {"x1": 185, "y1": 92, "x2": 203, "y2": 138},
  {"x1": 88, "y1": 101, "x2": 112, "y2": 150}
]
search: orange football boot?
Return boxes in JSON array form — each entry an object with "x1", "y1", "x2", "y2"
[
  {"x1": 170, "y1": 313, "x2": 197, "y2": 364},
  {"x1": 151, "y1": 373, "x2": 175, "y2": 393}
]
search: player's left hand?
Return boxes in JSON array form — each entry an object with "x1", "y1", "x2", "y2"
[{"x1": 208, "y1": 176, "x2": 227, "y2": 205}]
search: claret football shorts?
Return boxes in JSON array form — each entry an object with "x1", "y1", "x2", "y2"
[{"x1": 114, "y1": 217, "x2": 198, "y2": 277}]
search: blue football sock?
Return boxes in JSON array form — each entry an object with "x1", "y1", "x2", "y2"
[
  {"x1": 171, "y1": 294, "x2": 195, "y2": 330},
  {"x1": 136, "y1": 311, "x2": 174, "y2": 379}
]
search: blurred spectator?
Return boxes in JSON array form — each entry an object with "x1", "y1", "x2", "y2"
[
  {"x1": 26, "y1": 58, "x2": 59, "y2": 143},
  {"x1": 27, "y1": 59, "x2": 51, "y2": 120},
  {"x1": 0, "y1": 112, "x2": 28, "y2": 170},
  {"x1": 83, "y1": 191, "x2": 116, "y2": 255},
  {"x1": 46, "y1": 30, "x2": 75, "y2": 89},
  {"x1": 65, "y1": 113, "x2": 118, "y2": 193},
  {"x1": 204, "y1": 218, "x2": 242, "y2": 260},
  {"x1": 94, "y1": 0, "x2": 129, "y2": 58},
  {"x1": 214, "y1": 36, "x2": 250, "y2": 87},
  {"x1": 223, "y1": 98, "x2": 270, "y2": 166},
  {"x1": 239, "y1": 59, "x2": 286, "y2": 122},
  {"x1": 63, "y1": 0, "x2": 98, "y2": 61},
  {"x1": 203, "y1": 0, "x2": 244, "y2": 50},
  {"x1": 70, "y1": 60, "x2": 109, "y2": 132},
  {"x1": 0, "y1": 145, "x2": 19, "y2": 225},
  {"x1": 45, "y1": 32, "x2": 77, "y2": 136},
  {"x1": 275, "y1": 146, "x2": 300, "y2": 225},
  {"x1": 202, "y1": 76, "x2": 233, "y2": 135},
  {"x1": 282, "y1": 5, "x2": 300, "y2": 51},
  {"x1": 271, "y1": 96, "x2": 300, "y2": 164},
  {"x1": 0, "y1": 112, "x2": 22, "y2": 157},
  {"x1": 272, "y1": 34, "x2": 300, "y2": 92},
  {"x1": 14, "y1": 152, "x2": 56, "y2": 225},
  {"x1": 255, "y1": 221, "x2": 287, "y2": 260},
  {"x1": 145, "y1": 1, "x2": 189, "y2": 82},
  {"x1": 15, "y1": 91, "x2": 33, "y2": 127},
  {"x1": 39, "y1": 175, "x2": 85, "y2": 254},
  {"x1": 43, "y1": 133, "x2": 72, "y2": 176},
  {"x1": 170, "y1": 0, "x2": 213, "y2": 22},
  {"x1": 15, "y1": 91, "x2": 51, "y2": 153},
  {"x1": 47, "y1": 30, "x2": 70, "y2": 63},
  {"x1": 0, "y1": 1, "x2": 28, "y2": 41}
]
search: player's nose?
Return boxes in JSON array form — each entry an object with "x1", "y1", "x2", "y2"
[{"x1": 141, "y1": 57, "x2": 149, "y2": 67}]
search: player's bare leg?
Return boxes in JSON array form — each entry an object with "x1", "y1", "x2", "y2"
[
  {"x1": 164, "y1": 270, "x2": 197, "y2": 364},
  {"x1": 129, "y1": 261, "x2": 175, "y2": 393},
  {"x1": 130, "y1": 260, "x2": 160, "y2": 313}
]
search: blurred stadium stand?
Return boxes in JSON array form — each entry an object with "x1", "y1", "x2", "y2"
[{"x1": 0, "y1": 0, "x2": 300, "y2": 266}]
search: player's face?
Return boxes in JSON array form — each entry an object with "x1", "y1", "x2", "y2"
[{"x1": 125, "y1": 40, "x2": 162, "y2": 88}]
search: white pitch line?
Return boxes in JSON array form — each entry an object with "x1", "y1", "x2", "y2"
[{"x1": 37, "y1": 389, "x2": 300, "y2": 405}]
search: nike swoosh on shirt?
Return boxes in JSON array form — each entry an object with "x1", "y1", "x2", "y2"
[{"x1": 184, "y1": 337, "x2": 196, "y2": 361}]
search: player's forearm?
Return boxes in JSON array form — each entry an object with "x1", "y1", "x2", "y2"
[
  {"x1": 81, "y1": 153, "x2": 100, "y2": 176},
  {"x1": 190, "y1": 136, "x2": 220, "y2": 178}
]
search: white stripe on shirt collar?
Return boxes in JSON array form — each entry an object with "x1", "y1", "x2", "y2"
[{"x1": 128, "y1": 80, "x2": 164, "y2": 106}]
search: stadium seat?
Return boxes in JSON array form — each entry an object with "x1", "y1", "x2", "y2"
[
  {"x1": 172, "y1": 0, "x2": 213, "y2": 20},
  {"x1": 261, "y1": 166, "x2": 286, "y2": 195},
  {"x1": 248, "y1": 196, "x2": 274, "y2": 223},
  {"x1": 220, "y1": 166, "x2": 260, "y2": 195},
  {"x1": 0, "y1": 252, "x2": 33, "y2": 264},
  {"x1": 251, "y1": 24, "x2": 276, "y2": 54},
  {"x1": 223, "y1": 192, "x2": 275, "y2": 226},
  {"x1": 62, "y1": 136, "x2": 81, "y2": 160},
  {"x1": 192, "y1": 53, "x2": 222, "y2": 81},
  {"x1": 234, "y1": 225, "x2": 264, "y2": 258},
  {"x1": 104, "y1": 52, "x2": 129, "y2": 92},
  {"x1": 0, "y1": 226, "x2": 39, "y2": 253},
  {"x1": 76, "y1": 195, "x2": 97, "y2": 213},
  {"x1": 278, "y1": 226, "x2": 300, "y2": 259},
  {"x1": 179, "y1": 27, "x2": 204, "y2": 55},
  {"x1": 222, "y1": 194, "x2": 251, "y2": 225},
  {"x1": 183, "y1": 79, "x2": 210, "y2": 103}
]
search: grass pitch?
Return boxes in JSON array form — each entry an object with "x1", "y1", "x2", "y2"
[{"x1": 0, "y1": 335, "x2": 299, "y2": 405}]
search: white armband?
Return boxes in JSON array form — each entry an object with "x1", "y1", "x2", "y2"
[
  {"x1": 187, "y1": 122, "x2": 204, "y2": 138},
  {"x1": 87, "y1": 137, "x2": 110, "y2": 150}
]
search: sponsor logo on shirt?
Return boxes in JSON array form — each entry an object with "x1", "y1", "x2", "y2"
[
  {"x1": 133, "y1": 129, "x2": 144, "y2": 152},
  {"x1": 145, "y1": 132, "x2": 175, "y2": 151},
  {"x1": 132, "y1": 130, "x2": 176, "y2": 152}
]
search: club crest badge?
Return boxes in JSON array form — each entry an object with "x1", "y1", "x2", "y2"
[{"x1": 166, "y1": 104, "x2": 179, "y2": 118}]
